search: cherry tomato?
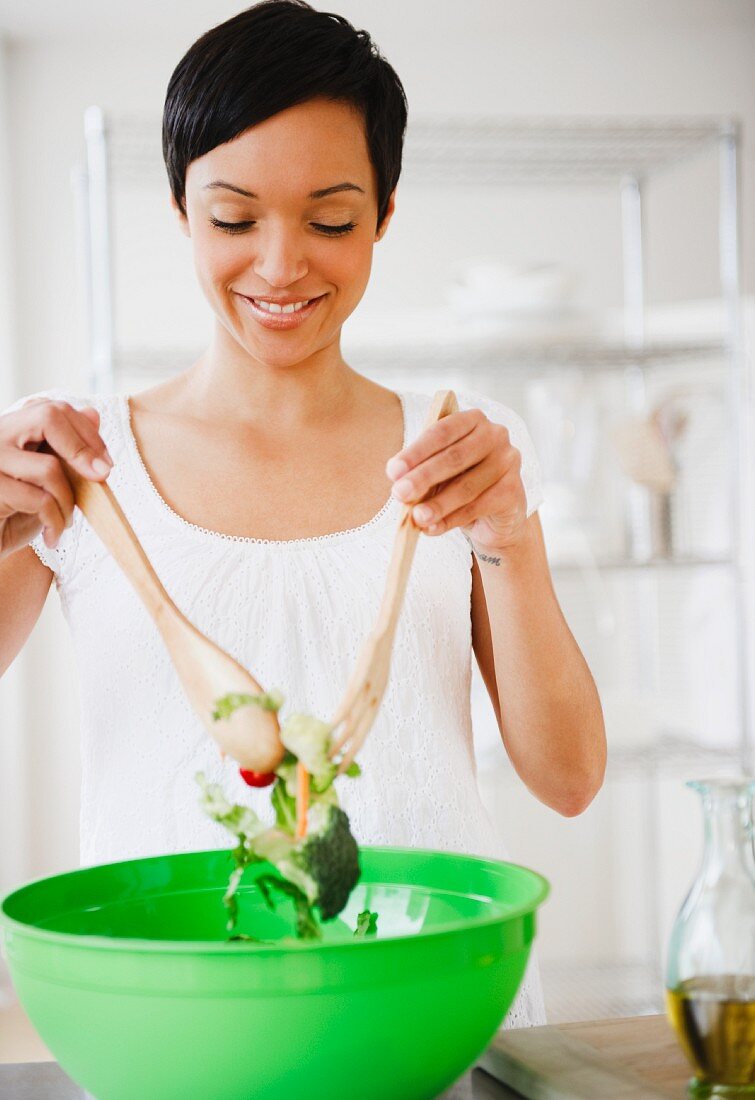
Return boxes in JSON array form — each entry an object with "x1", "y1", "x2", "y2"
[{"x1": 239, "y1": 767, "x2": 276, "y2": 788}]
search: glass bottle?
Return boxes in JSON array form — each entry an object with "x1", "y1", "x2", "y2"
[{"x1": 665, "y1": 777, "x2": 755, "y2": 1098}]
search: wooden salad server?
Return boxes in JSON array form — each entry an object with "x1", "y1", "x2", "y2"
[
  {"x1": 329, "y1": 389, "x2": 460, "y2": 773},
  {"x1": 63, "y1": 464, "x2": 285, "y2": 774}
]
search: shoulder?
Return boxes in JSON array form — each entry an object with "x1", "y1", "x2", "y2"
[
  {"x1": 399, "y1": 386, "x2": 532, "y2": 448},
  {"x1": 2, "y1": 386, "x2": 116, "y2": 418},
  {"x1": 3, "y1": 386, "x2": 125, "y2": 453},
  {"x1": 455, "y1": 388, "x2": 530, "y2": 437},
  {"x1": 1, "y1": 387, "x2": 125, "y2": 578}
]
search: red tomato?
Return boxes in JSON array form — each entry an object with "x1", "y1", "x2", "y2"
[{"x1": 239, "y1": 767, "x2": 276, "y2": 788}]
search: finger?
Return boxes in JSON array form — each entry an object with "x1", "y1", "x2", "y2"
[
  {"x1": 385, "y1": 409, "x2": 482, "y2": 482},
  {"x1": 0, "y1": 471, "x2": 66, "y2": 544},
  {"x1": 66, "y1": 405, "x2": 113, "y2": 464},
  {"x1": 392, "y1": 423, "x2": 498, "y2": 506},
  {"x1": 0, "y1": 446, "x2": 76, "y2": 528},
  {"x1": 427, "y1": 480, "x2": 525, "y2": 537},
  {"x1": 408, "y1": 453, "x2": 501, "y2": 529},
  {"x1": 11, "y1": 402, "x2": 112, "y2": 479}
]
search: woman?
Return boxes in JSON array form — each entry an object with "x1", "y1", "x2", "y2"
[{"x1": 0, "y1": 0, "x2": 605, "y2": 1027}]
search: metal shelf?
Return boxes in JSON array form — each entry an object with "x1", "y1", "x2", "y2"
[
  {"x1": 101, "y1": 111, "x2": 737, "y2": 189},
  {"x1": 80, "y1": 109, "x2": 749, "y2": 1023},
  {"x1": 113, "y1": 337, "x2": 727, "y2": 380},
  {"x1": 404, "y1": 116, "x2": 737, "y2": 187},
  {"x1": 606, "y1": 733, "x2": 744, "y2": 780},
  {"x1": 551, "y1": 555, "x2": 733, "y2": 574},
  {"x1": 542, "y1": 959, "x2": 663, "y2": 1023},
  {"x1": 483, "y1": 733, "x2": 743, "y2": 784}
]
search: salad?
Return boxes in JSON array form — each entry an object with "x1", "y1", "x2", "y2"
[{"x1": 196, "y1": 690, "x2": 377, "y2": 942}]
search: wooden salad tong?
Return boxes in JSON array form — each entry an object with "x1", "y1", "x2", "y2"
[
  {"x1": 64, "y1": 465, "x2": 284, "y2": 774},
  {"x1": 329, "y1": 389, "x2": 460, "y2": 772}
]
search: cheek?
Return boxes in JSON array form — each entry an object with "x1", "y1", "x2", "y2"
[
  {"x1": 331, "y1": 236, "x2": 373, "y2": 299},
  {"x1": 190, "y1": 234, "x2": 243, "y2": 293}
]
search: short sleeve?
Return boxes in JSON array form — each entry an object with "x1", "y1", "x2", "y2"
[
  {"x1": 456, "y1": 389, "x2": 544, "y2": 517},
  {"x1": 1, "y1": 386, "x2": 93, "y2": 577}
]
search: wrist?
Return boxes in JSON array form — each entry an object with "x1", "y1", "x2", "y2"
[{"x1": 465, "y1": 517, "x2": 537, "y2": 573}]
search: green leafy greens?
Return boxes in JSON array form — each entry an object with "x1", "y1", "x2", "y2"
[
  {"x1": 197, "y1": 690, "x2": 369, "y2": 943},
  {"x1": 354, "y1": 909, "x2": 379, "y2": 938}
]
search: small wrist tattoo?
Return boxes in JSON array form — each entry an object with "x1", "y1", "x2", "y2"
[{"x1": 463, "y1": 533, "x2": 501, "y2": 567}]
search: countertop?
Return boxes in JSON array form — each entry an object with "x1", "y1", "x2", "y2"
[{"x1": 0, "y1": 1060, "x2": 520, "y2": 1099}]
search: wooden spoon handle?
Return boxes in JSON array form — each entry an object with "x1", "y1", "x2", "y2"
[
  {"x1": 374, "y1": 389, "x2": 459, "y2": 640},
  {"x1": 65, "y1": 465, "x2": 178, "y2": 626}
]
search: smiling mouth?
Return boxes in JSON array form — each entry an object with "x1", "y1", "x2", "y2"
[
  {"x1": 251, "y1": 298, "x2": 314, "y2": 313},
  {"x1": 237, "y1": 292, "x2": 326, "y2": 327}
]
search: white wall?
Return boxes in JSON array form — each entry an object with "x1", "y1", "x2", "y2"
[
  {"x1": 0, "y1": 35, "x2": 27, "y2": 895},
  {"x1": 1, "y1": 0, "x2": 754, "y2": 1012}
]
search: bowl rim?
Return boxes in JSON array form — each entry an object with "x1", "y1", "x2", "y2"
[{"x1": 0, "y1": 844, "x2": 550, "y2": 955}]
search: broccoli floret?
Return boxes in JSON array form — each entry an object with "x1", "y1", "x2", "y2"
[
  {"x1": 255, "y1": 802, "x2": 360, "y2": 922},
  {"x1": 292, "y1": 803, "x2": 360, "y2": 920}
]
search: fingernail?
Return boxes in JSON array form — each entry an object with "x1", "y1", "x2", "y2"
[
  {"x1": 392, "y1": 477, "x2": 414, "y2": 501},
  {"x1": 104, "y1": 448, "x2": 115, "y2": 465},
  {"x1": 413, "y1": 504, "x2": 433, "y2": 523},
  {"x1": 386, "y1": 456, "x2": 408, "y2": 480},
  {"x1": 91, "y1": 457, "x2": 111, "y2": 475}
]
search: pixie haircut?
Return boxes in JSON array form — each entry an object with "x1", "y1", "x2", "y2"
[{"x1": 163, "y1": 0, "x2": 408, "y2": 233}]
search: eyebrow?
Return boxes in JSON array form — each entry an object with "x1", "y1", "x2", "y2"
[{"x1": 202, "y1": 180, "x2": 366, "y2": 199}]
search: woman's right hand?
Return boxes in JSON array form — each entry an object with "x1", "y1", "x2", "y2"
[{"x1": 0, "y1": 398, "x2": 113, "y2": 560}]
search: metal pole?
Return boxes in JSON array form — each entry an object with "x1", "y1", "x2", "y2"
[
  {"x1": 620, "y1": 176, "x2": 653, "y2": 561},
  {"x1": 620, "y1": 173, "x2": 663, "y2": 984},
  {"x1": 621, "y1": 175, "x2": 646, "y2": 354},
  {"x1": 83, "y1": 106, "x2": 114, "y2": 395},
  {"x1": 718, "y1": 121, "x2": 752, "y2": 774}
]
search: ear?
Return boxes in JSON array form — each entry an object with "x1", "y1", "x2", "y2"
[
  {"x1": 375, "y1": 188, "x2": 397, "y2": 242},
  {"x1": 170, "y1": 192, "x2": 191, "y2": 238}
]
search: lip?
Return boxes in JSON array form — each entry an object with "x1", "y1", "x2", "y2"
[{"x1": 237, "y1": 293, "x2": 326, "y2": 330}]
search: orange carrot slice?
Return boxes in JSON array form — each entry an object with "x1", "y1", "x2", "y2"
[{"x1": 296, "y1": 760, "x2": 309, "y2": 839}]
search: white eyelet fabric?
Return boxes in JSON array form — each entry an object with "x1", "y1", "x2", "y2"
[{"x1": 3, "y1": 384, "x2": 546, "y2": 1027}]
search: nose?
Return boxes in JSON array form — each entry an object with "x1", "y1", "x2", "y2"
[{"x1": 252, "y1": 227, "x2": 308, "y2": 288}]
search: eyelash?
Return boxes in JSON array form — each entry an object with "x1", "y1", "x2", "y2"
[{"x1": 209, "y1": 217, "x2": 357, "y2": 237}]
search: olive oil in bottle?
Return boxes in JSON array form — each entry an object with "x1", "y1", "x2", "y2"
[{"x1": 665, "y1": 975, "x2": 755, "y2": 1093}]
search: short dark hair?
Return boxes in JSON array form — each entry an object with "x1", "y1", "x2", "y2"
[{"x1": 162, "y1": 0, "x2": 408, "y2": 233}]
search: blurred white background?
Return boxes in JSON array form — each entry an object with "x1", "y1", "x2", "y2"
[{"x1": 1, "y1": 0, "x2": 754, "y2": 1045}]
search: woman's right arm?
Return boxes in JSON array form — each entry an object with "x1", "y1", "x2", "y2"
[{"x1": 0, "y1": 397, "x2": 113, "y2": 677}]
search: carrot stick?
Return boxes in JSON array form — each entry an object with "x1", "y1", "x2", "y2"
[{"x1": 296, "y1": 761, "x2": 309, "y2": 839}]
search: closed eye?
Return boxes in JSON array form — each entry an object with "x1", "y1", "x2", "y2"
[{"x1": 209, "y1": 217, "x2": 357, "y2": 237}]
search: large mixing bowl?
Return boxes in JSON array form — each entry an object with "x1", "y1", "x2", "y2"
[{"x1": 1, "y1": 846, "x2": 549, "y2": 1100}]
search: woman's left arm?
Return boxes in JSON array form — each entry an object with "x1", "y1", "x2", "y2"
[{"x1": 386, "y1": 404, "x2": 606, "y2": 817}]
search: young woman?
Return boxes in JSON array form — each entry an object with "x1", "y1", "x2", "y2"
[{"x1": 0, "y1": 0, "x2": 605, "y2": 1027}]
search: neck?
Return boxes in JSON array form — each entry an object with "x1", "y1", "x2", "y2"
[{"x1": 182, "y1": 320, "x2": 361, "y2": 431}]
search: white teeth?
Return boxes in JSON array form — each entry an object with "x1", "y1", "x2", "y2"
[{"x1": 252, "y1": 298, "x2": 310, "y2": 313}]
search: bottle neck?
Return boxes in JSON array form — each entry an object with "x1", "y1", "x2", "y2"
[{"x1": 700, "y1": 789, "x2": 755, "y2": 880}]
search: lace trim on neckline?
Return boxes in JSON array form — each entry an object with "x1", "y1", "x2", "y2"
[{"x1": 117, "y1": 390, "x2": 409, "y2": 547}]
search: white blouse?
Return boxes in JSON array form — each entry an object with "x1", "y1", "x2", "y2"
[{"x1": 4, "y1": 383, "x2": 547, "y2": 1028}]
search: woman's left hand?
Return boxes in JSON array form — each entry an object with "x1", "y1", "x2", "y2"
[{"x1": 385, "y1": 408, "x2": 527, "y2": 553}]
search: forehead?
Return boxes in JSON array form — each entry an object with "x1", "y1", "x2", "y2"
[{"x1": 187, "y1": 97, "x2": 374, "y2": 196}]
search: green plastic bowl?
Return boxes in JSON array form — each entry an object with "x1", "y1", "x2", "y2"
[{"x1": 1, "y1": 846, "x2": 549, "y2": 1100}]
